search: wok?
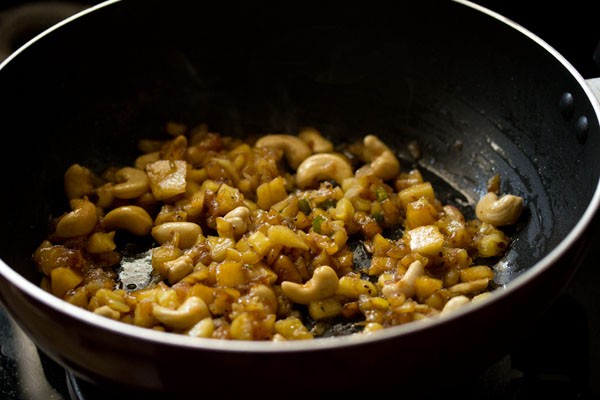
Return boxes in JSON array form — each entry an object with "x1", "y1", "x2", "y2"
[{"x1": 0, "y1": 0, "x2": 598, "y2": 396}]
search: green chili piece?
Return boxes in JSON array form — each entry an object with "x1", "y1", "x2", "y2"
[
  {"x1": 312, "y1": 215, "x2": 326, "y2": 233},
  {"x1": 376, "y1": 187, "x2": 388, "y2": 202},
  {"x1": 298, "y1": 198, "x2": 312, "y2": 215}
]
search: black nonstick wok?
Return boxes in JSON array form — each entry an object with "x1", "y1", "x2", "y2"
[{"x1": 0, "y1": 0, "x2": 598, "y2": 396}]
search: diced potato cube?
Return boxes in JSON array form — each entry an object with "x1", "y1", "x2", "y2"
[
  {"x1": 274, "y1": 316, "x2": 313, "y2": 340},
  {"x1": 247, "y1": 231, "x2": 271, "y2": 257},
  {"x1": 215, "y1": 184, "x2": 243, "y2": 215},
  {"x1": 477, "y1": 231, "x2": 508, "y2": 257},
  {"x1": 407, "y1": 225, "x2": 444, "y2": 256},
  {"x1": 267, "y1": 225, "x2": 308, "y2": 250},
  {"x1": 308, "y1": 298, "x2": 342, "y2": 320},
  {"x1": 405, "y1": 197, "x2": 438, "y2": 229},
  {"x1": 398, "y1": 182, "x2": 435, "y2": 210},
  {"x1": 216, "y1": 261, "x2": 247, "y2": 287},
  {"x1": 414, "y1": 276, "x2": 443, "y2": 300},
  {"x1": 190, "y1": 283, "x2": 215, "y2": 305},
  {"x1": 368, "y1": 256, "x2": 398, "y2": 275},
  {"x1": 372, "y1": 233, "x2": 392, "y2": 256},
  {"x1": 207, "y1": 236, "x2": 236, "y2": 262},
  {"x1": 256, "y1": 176, "x2": 288, "y2": 210},
  {"x1": 460, "y1": 265, "x2": 494, "y2": 282},
  {"x1": 337, "y1": 276, "x2": 378, "y2": 298},
  {"x1": 50, "y1": 267, "x2": 83, "y2": 298},
  {"x1": 334, "y1": 197, "x2": 354, "y2": 221},
  {"x1": 146, "y1": 160, "x2": 187, "y2": 200}
]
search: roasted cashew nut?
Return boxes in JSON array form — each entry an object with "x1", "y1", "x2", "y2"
[
  {"x1": 86, "y1": 231, "x2": 117, "y2": 254},
  {"x1": 63, "y1": 164, "x2": 94, "y2": 200},
  {"x1": 112, "y1": 167, "x2": 150, "y2": 199},
  {"x1": 356, "y1": 135, "x2": 400, "y2": 181},
  {"x1": 255, "y1": 134, "x2": 312, "y2": 170},
  {"x1": 134, "y1": 151, "x2": 160, "y2": 170},
  {"x1": 475, "y1": 192, "x2": 524, "y2": 226},
  {"x1": 247, "y1": 284, "x2": 278, "y2": 314},
  {"x1": 152, "y1": 296, "x2": 210, "y2": 330},
  {"x1": 152, "y1": 221, "x2": 203, "y2": 249},
  {"x1": 163, "y1": 254, "x2": 194, "y2": 283},
  {"x1": 281, "y1": 265, "x2": 339, "y2": 305},
  {"x1": 223, "y1": 206, "x2": 251, "y2": 236},
  {"x1": 103, "y1": 205, "x2": 153, "y2": 236},
  {"x1": 295, "y1": 153, "x2": 353, "y2": 189},
  {"x1": 298, "y1": 128, "x2": 334, "y2": 153},
  {"x1": 381, "y1": 260, "x2": 424, "y2": 299},
  {"x1": 55, "y1": 197, "x2": 98, "y2": 238},
  {"x1": 441, "y1": 295, "x2": 470, "y2": 315}
]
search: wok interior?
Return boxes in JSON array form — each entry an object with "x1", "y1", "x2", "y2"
[{"x1": 0, "y1": 0, "x2": 598, "y2": 292}]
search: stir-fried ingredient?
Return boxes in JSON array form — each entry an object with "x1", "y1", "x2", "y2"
[{"x1": 32, "y1": 124, "x2": 524, "y2": 340}]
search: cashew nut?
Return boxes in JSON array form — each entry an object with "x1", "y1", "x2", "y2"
[
  {"x1": 281, "y1": 265, "x2": 339, "y2": 305},
  {"x1": 86, "y1": 231, "x2": 116, "y2": 254},
  {"x1": 295, "y1": 153, "x2": 353, "y2": 189},
  {"x1": 152, "y1": 296, "x2": 210, "y2": 330},
  {"x1": 93, "y1": 305, "x2": 121, "y2": 320},
  {"x1": 356, "y1": 135, "x2": 400, "y2": 181},
  {"x1": 298, "y1": 128, "x2": 334, "y2": 153},
  {"x1": 448, "y1": 278, "x2": 490, "y2": 295},
  {"x1": 135, "y1": 151, "x2": 161, "y2": 170},
  {"x1": 163, "y1": 254, "x2": 194, "y2": 283},
  {"x1": 55, "y1": 197, "x2": 98, "y2": 238},
  {"x1": 255, "y1": 134, "x2": 312, "y2": 170},
  {"x1": 381, "y1": 260, "x2": 424, "y2": 299},
  {"x1": 152, "y1": 222, "x2": 202, "y2": 249},
  {"x1": 63, "y1": 164, "x2": 94, "y2": 200},
  {"x1": 223, "y1": 206, "x2": 251, "y2": 236},
  {"x1": 441, "y1": 295, "x2": 470, "y2": 315},
  {"x1": 94, "y1": 183, "x2": 114, "y2": 209},
  {"x1": 103, "y1": 205, "x2": 153, "y2": 236},
  {"x1": 112, "y1": 167, "x2": 150, "y2": 199},
  {"x1": 247, "y1": 284, "x2": 278, "y2": 314},
  {"x1": 475, "y1": 192, "x2": 524, "y2": 226}
]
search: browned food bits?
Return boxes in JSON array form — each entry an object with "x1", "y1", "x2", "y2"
[{"x1": 33, "y1": 124, "x2": 523, "y2": 340}]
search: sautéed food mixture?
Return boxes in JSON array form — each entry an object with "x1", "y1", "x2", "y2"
[{"x1": 32, "y1": 124, "x2": 524, "y2": 340}]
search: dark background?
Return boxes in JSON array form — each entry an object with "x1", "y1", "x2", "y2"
[
  {"x1": 2, "y1": 0, "x2": 599, "y2": 78},
  {"x1": 475, "y1": 0, "x2": 600, "y2": 79}
]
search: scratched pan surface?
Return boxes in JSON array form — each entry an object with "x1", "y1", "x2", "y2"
[{"x1": 0, "y1": 0, "x2": 598, "y2": 396}]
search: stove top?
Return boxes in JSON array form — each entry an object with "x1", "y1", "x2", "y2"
[{"x1": 1, "y1": 1, "x2": 599, "y2": 399}]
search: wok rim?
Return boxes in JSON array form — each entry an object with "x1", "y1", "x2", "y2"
[{"x1": 0, "y1": 0, "x2": 599, "y2": 353}]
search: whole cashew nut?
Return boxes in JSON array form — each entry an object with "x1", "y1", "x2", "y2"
[
  {"x1": 356, "y1": 135, "x2": 400, "y2": 181},
  {"x1": 112, "y1": 167, "x2": 150, "y2": 199},
  {"x1": 55, "y1": 197, "x2": 98, "y2": 238},
  {"x1": 441, "y1": 295, "x2": 470, "y2": 315},
  {"x1": 152, "y1": 222, "x2": 203, "y2": 249},
  {"x1": 295, "y1": 153, "x2": 353, "y2": 189},
  {"x1": 103, "y1": 205, "x2": 153, "y2": 236},
  {"x1": 475, "y1": 192, "x2": 524, "y2": 226},
  {"x1": 163, "y1": 254, "x2": 194, "y2": 283},
  {"x1": 152, "y1": 296, "x2": 210, "y2": 330},
  {"x1": 223, "y1": 206, "x2": 251, "y2": 236},
  {"x1": 63, "y1": 164, "x2": 94, "y2": 200},
  {"x1": 381, "y1": 260, "x2": 424, "y2": 299},
  {"x1": 281, "y1": 265, "x2": 339, "y2": 305},
  {"x1": 255, "y1": 134, "x2": 312, "y2": 170},
  {"x1": 298, "y1": 128, "x2": 334, "y2": 153},
  {"x1": 86, "y1": 231, "x2": 117, "y2": 254}
]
